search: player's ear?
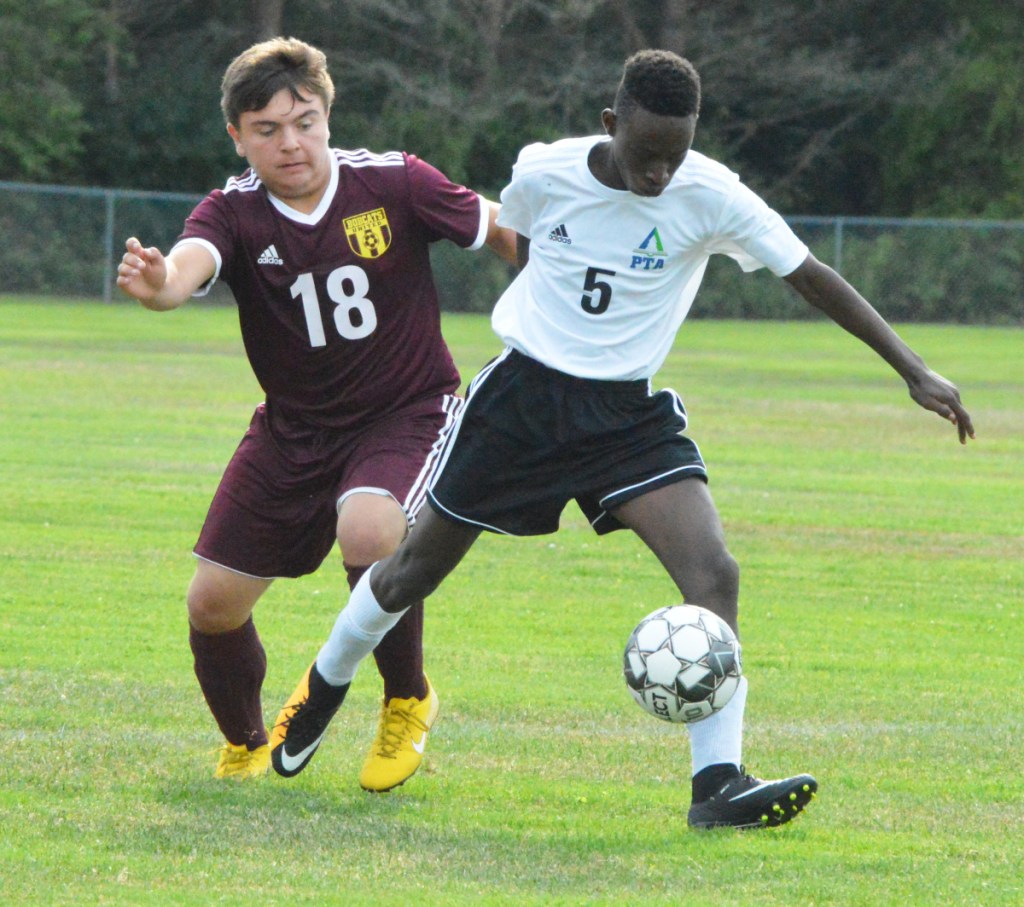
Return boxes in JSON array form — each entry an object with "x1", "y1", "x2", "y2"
[
  {"x1": 601, "y1": 108, "x2": 617, "y2": 136},
  {"x1": 226, "y1": 123, "x2": 245, "y2": 157}
]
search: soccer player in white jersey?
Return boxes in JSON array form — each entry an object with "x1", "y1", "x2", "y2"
[
  {"x1": 116, "y1": 38, "x2": 516, "y2": 787},
  {"x1": 272, "y1": 50, "x2": 974, "y2": 827}
]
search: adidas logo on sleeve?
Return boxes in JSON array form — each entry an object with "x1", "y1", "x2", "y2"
[{"x1": 257, "y1": 244, "x2": 284, "y2": 265}]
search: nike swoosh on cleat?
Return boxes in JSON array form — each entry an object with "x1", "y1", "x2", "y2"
[
  {"x1": 278, "y1": 732, "x2": 327, "y2": 773},
  {"x1": 727, "y1": 781, "x2": 778, "y2": 802},
  {"x1": 411, "y1": 732, "x2": 427, "y2": 755}
]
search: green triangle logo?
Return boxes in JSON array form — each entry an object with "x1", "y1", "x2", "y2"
[{"x1": 638, "y1": 227, "x2": 664, "y2": 253}]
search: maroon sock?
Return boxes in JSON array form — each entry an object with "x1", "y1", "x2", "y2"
[
  {"x1": 346, "y1": 563, "x2": 426, "y2": 702},
  {"x1": 189, "y1": 617, "x2": 268, "y2": 749}
]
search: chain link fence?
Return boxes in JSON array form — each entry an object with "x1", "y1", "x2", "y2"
[{"x1": 2, "y1": 181, "x2": 1021, "y2": 323}]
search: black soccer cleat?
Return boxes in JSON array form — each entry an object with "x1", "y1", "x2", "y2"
[
  {"x1": 687, "y1": 766, "x2": 818, "y2": 829},
  {"x1": 270, "y1": 661, "x2": 349, "y2": 778}
]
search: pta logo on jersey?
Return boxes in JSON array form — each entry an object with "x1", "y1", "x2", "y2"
[
  {"x1": 344, "y1": 207, "x2": 392, "y2": 259},
  {"x1": 630, "y1": 227, "x2": 666, "y2": 270}
]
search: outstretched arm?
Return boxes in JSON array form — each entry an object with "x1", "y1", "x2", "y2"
[
  {"x1": 117, "y1": 238, "x2": 216, "y2": 311},
  {"x1": 784, "y1": 252, "x2": 975, "y2": 444}
]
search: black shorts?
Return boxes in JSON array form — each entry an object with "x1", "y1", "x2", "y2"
[{"x1": 428, "y1": 348, "x2": 707, "y2": 536}]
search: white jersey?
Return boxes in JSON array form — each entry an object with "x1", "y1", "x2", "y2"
[{"x1": 494, "y1": 136, "x2": 809, "y2": 379}]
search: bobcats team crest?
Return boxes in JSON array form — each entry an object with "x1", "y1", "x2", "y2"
[{"x1": 344, "y1": 208, "x2": 392, "y2": 258}]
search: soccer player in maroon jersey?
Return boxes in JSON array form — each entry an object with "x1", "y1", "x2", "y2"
[{"x1": 116, "y1": 37, "x2": 516, "y2": 786}]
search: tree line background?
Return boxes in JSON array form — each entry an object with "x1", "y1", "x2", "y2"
[
  {"x1": 2, "y1": 0, "x2": 1021, "y2": 321},
  {"x1": 3, "y1": 0, "x2": 1022, "y2": 217}
]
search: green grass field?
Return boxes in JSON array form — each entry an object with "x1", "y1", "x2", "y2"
[{"x1": 1, "y1": 297, "x2": 1021, "y2": 905}]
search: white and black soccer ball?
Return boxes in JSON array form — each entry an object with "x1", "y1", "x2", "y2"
[{"x1": 623, "y1": 604, "x2": 742, "y2": 723}]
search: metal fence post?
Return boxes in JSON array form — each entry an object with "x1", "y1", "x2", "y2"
[
  {"x1": 103, "y1": 190, "x2": 115, "y2": 302},
  {"x1": 834, "y1": 216, "x2": 844, "y2": 273}
]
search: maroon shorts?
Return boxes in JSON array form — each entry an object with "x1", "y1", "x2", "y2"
[{"x1": 194, "y1": 395, "x2": 462, "y2": 578}]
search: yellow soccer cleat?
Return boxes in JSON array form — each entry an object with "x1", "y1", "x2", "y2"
[
  {"x1": 214, "y1": 741, "x2": 271, "y2": 781},
  {"x1": 359, "y1": 677, "x2": 439, "y2": 793}
]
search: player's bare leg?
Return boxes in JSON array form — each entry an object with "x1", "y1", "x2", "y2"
[
  {"x1": 371, "y1": 505, "x2": 481, "y2": 610},
  {"x1": 337, "y1": 492, "x2": 424, "y2": 695},
  {"x1": 272, "y1": 505, "x2": 479, "y2": 779},
  {"x1": 355, "y1": 509, "x2": 475, "y2": 788},
  {"x1": 612, "y1": 478, "x2": 817, "y2": 829},
  {"x1": 336, "y1": 492, "x2": 438, "y2": 791},
  {"x1": 611, "y1": 478, "x2": 739, "y2": 632},
  {"x1": 187, "y1": 561, "x2": 272, "y2": 779}
]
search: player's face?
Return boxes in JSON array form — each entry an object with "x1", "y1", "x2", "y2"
[
  {"x1": 602, "y1": 107, "x2": 697, "y2": 197},
  {"x1": 228, "y1": 88, "x2": 331, "y2": 212}
]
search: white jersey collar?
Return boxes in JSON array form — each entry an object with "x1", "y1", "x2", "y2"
[{"x1": 266, "y1": 150, "x2": 339, "y2": 226}]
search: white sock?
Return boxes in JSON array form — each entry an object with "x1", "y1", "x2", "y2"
[
  {"x1": 688, "y1": 676, "x2": 748, "y2": 776},
  {"x1": 315, "y1": 565, "x2": 408, "y2": 686}
]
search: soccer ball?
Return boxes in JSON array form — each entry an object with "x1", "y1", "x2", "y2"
[{"x1": 623, "y1": 604, "x2": 742, "y2": 723}]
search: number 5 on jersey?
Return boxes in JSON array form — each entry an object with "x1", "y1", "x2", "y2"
[
  {"x1": 581, "y1": 266, "x2": 616, "y2": 314},
  {"x1": 291, "y1": 266, "x2": 378, "y2": 347}
]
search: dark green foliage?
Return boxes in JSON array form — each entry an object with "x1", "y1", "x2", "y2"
[
  {"x1": 878, "y1": 37, "x2": 1024, "y2": 216},
  {"x1": 846, "y1": 226, "x2": 1024, "y2": 324},
  {"x1": 0, "y1": 0, "x2": 96, "y2": 181},
  {"x1": 692, "y1": 220, "x2": 1024, "y2": 324},
  {"x1": 0, "y1": 188, "x2": 107, "y2": 293},
  {"x1": 3, "y1": 0, "x2": 1020, "y2": 218},
  {"x1": 3, "y1": 1, "x2": 1021, "y2": 321}
]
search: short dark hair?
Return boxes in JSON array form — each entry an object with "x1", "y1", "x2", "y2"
[
  {"x1": 614, "y1": 49, "x2": 701, "y2": 119},
  {"x1": 220, "y1": 37, "x2": 335, "y2": 126}
]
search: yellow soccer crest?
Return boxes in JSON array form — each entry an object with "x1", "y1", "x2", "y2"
[{"x1": 344, "y1": 208, "x2": 392, "y2": 258}]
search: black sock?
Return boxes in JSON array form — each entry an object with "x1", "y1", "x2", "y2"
[{"x1": 692, "y1": 762, "x2": 741, "y2": 802}]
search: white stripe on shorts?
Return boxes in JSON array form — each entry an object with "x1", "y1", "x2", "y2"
[
  {"x1": 427, "y1": 348, "x2": 512, "y2": 496},
  {"x1": 403, "y1": 393, "x2": 465, "y2": 522}
]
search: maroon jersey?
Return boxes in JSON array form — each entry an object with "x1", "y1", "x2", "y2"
[{"x1": 176, "y1": 149, "x2": 487, "y2": 436}]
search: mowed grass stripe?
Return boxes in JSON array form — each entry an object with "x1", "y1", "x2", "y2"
[{"x1": 1, "y1": 297, "x2": 1021, "y2": 905}]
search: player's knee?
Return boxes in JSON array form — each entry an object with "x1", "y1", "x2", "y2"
[
  {"x1": 699, "y1": 550, "x2": 740, "y2": 628},
  {"x1": 683, "y1": 548, "x2": 740, "y2": 623},
  {"x1": 186, "y1": 569, "x2": 261, "y2": 633},
  {"x1": 186, "y1": 586, "x2": 240, "y2": 633},
  {"x1": 336, "y1": 497, "x2": 407, "y2": 565},
  {"x1": 337, "y1": 521, "x2": 404, "y2": 566},
  {"x1": 712, "y1": 549, "x2": 740, "y2": 598}
]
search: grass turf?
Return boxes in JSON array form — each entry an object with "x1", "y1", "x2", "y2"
[{"x1": 1, "y1": 297, "x2": 1021, "y2": 905}]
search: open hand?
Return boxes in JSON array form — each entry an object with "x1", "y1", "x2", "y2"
[{"x1": 116, "y1": 237, "x2": 168, "y2": 301}]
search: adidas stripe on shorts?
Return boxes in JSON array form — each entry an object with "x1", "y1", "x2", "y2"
[{"x1": 428, "y1": 348, "x2": 707, "y2": 536}]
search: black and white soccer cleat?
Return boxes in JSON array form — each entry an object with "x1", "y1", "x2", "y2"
[{"x1": 688, "y1": 767, "x2": 818, "y2": 829}]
